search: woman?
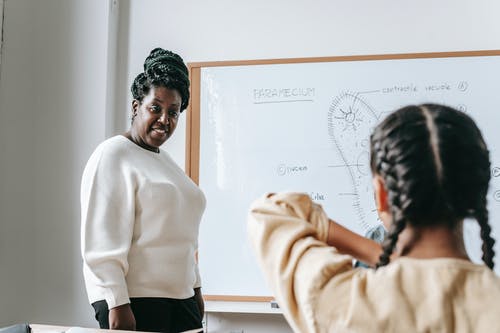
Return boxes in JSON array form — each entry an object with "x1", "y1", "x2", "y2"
[
  {"x1": 81, "y1": 48, "x2": 205, "y2": 333},
  {"x1": 248, "y1": 104, "x2": 499, "y2": 332}
]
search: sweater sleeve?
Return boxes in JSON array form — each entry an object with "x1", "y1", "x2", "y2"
[
  {"x1": 247, "y1": 192, "x2": 354, "y2": 333},
  {"x1": 81, "y1": 146, "x2": 135, "y2": 308}
]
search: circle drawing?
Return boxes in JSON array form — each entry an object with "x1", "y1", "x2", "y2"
[{"x1": 277, "y1": 164, "x2": 286, "y2": 176}]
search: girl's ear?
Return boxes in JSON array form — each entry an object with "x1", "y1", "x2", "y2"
[{"x1": 373, "y1": 175, "x2": 392, "y2": 228}]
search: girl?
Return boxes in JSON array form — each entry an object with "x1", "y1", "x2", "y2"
[{"x1": 248, "y1": 104, "x2": 499, "y2": 332}]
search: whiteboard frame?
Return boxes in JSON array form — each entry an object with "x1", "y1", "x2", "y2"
[{"x1": 186, "y1": 50, "x2": 500, "y2": 302}]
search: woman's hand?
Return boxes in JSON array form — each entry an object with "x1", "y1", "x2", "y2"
[
  {"x1": 109, "y1": 303, "x2": 136, "y2": 331},
  {"x1": 194, "y1": 287, "x2": 204, "y2": 319}
]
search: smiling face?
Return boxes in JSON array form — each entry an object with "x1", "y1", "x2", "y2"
[{"x1": 130, "y1": 86, "x2": 182, "y2": 152}]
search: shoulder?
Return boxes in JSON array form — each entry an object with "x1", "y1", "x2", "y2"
[
  {"x1": 317, "y1": 260, "x2": 500, "y2": 329},
  {"x1": 93, "y1": 135, "x2": 135, "y2": 160},
  {"x1": 363, "y1": 258, "x2": 500, "y2": 307},
  {"x1": 84, "y1": 136, "x2": 134, "y2": 174},
  {"x1": 94, "y1": 135, "x2": 132, "y2": 158}
]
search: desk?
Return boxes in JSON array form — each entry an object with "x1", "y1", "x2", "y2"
[
  {"x1": 30, "y1": 325, "x2": 68, "y2": 333},
  {"x1": 205, "y1": 301, "x2": 283, "y2": 314},
  {"x1": 30, "y1": 324, "x2": 202, "y2": 333},
  {"x1": 31, "y1": 325, "x2": 126, "y2": 333}
]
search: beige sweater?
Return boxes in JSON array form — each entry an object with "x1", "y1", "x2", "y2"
[{"x1": 248, "y1": 192, "x2": 500, "y2": 333}]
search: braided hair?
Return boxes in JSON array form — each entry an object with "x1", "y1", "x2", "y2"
[
  {"x1": 131, "y1": 48, "x2": 190, "y2": 111},
  {"x1": 370, "y1": 104, "x2": 495, "y2": 269}
]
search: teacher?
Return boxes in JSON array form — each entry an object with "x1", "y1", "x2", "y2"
[{"x1": 80, "y1": 48, "x2": 205, "y2": 333}]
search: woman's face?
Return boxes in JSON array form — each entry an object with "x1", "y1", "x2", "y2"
[{"x1": 131, "y1": 86, "x2": 182, "y2": 151}]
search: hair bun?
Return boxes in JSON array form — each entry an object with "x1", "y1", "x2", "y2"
[
  {"x1": 144, "y1": 48, "x2": 188, "y2": 78},
  {"x1": 131, "y1": 47, "x2": 190, "y2": 110}
]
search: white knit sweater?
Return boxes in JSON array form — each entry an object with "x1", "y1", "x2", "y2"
[{"x1": 81, "y1": 135, "x2": 206, "y2": 308}]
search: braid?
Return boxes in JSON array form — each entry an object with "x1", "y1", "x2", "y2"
[
  {"x1": 372, "y1": 123, "x2": 415, "y2": 268},
  {"x1": 475, "y1": 201, "x2": 495, "y2": 269},
  {"x1": 131, "y1": 73, "x2": 148, "y2": 102},
  {"x1": 431, "y1": 104, "x2": 494, "y2": 269},
  {"x1": 377, "y1": 208, "x2": 406, "y2": 268},
  {"x1": 370, "y1": 104, "x2": 495, "y2": 269}
]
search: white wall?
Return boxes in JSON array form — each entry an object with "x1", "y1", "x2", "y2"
[
  {"x1": 0, "y1": 0, "x2": 499, "y2": 331},
  {"x1": 0, "y1": 0, "x2": 113, "y2": 327},
  {"x1": 0, "y1": 0, "x2": 4, "y2": 66},
  {"x1": 0, "y1": 0, "x2": 37, "y2": 324}
]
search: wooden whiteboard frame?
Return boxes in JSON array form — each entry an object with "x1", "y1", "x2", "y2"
[{"x1": 185, "y1": 50, "x2": 500, "y2": 302}]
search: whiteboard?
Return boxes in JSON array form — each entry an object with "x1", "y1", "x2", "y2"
[{"x1": 187, "y1": 51, "x2": 500, "y2": 300}]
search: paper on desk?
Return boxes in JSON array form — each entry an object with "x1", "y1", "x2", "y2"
[{"x1": 64, "y1": 328, "x2": 94, "y2": 333}]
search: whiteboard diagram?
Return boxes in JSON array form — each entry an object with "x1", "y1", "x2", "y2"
[
  {"x1": 328, "y1": 91, "x2": 381, "y2": 232},
  {"x1": 192, "y1": 53, "x2": 500, "y2": 299}
]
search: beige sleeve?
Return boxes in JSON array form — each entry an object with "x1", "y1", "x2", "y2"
[{"x1": 247, "y1": 192, "x2": 354, "y2": 333}]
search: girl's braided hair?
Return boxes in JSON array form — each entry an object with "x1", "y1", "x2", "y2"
[
  {"x1": 131, "y1": 48, "x2": 190, "y2": 111},
  {"x1": 370, "y1": 104, "x2": 494, "y2": 269}
]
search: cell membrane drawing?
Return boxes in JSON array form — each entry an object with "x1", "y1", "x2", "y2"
[{"x1": 328, "y1": 91, "x2": 380, "y2": 232}]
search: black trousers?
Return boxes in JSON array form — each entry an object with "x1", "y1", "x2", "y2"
[{"x1": 92, "y1": 297, "x2": 202, "y2": 333}]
